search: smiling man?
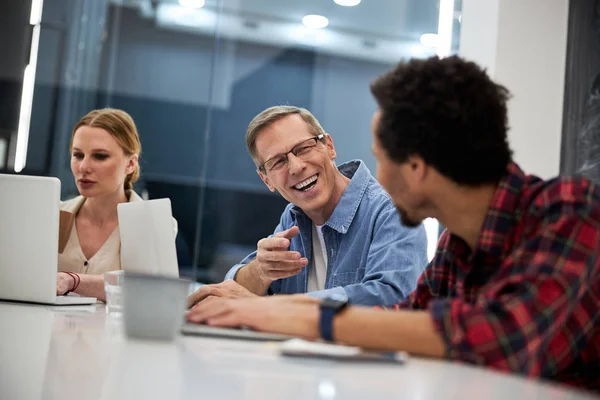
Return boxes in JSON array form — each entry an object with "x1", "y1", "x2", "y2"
[
  {"x1": 188, "y1": 57, "x2": 600, "y2": 391},
  {"x1": 188, "y1": 106, "x2": 428, "y2": 306}
]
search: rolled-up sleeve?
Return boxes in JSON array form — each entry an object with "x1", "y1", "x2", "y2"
[
  {"x1": 223, "y1": 251, "x2": 257, "y2": 281},
  {"x1": 306, "y1": 286, "x2": 346, "y2": 300},
  {"x1": 223, "y1": 212, "x2": 288, "y2": 287}
]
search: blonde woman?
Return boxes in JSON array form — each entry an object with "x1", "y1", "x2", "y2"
[{"x1": 56, "y1": 108, "x2": 148, "y2": 301}]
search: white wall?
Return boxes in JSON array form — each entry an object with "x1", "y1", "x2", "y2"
[{"x1": 459, "y1": 0, "x2": 569, "y2": 179}]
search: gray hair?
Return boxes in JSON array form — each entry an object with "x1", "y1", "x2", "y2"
[{"x1": 246, "y1": 106, "x2": 326, "y2": 166}]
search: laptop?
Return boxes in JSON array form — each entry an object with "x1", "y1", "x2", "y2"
[
  {"x1": 181, "y1": 322, "x2": 293, "y2": 342},
  {"x1": 0, "y1": 174, "x2": 96, "y2": 305},
  {"x1": 117, "y1": 198, "x2": 179, "y2": 277},
  {"x1": 118, "y1": 199, "x2": 286, "y2": 341}
]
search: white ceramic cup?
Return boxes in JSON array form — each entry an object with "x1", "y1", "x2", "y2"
[{"x1": 123, "y1": 272, "x2": 190, "y2": 341}]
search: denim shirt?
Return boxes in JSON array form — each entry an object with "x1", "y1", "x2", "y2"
[{"x1": 224, "y1": 160, "x2": 428, "y2": 306}]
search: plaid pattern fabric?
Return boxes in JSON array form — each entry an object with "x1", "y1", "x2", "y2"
[{"x1": 394, "y1": 163, "x2": 600, "y2": 390}]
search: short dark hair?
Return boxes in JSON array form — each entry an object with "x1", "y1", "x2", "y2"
[{"x1": 370, "y1": 55, "x2": 513, "y2": 185}]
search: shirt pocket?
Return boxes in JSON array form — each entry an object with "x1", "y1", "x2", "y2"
[{"x1": 331, "y1": 269, "x2": 364, "y2": 287}]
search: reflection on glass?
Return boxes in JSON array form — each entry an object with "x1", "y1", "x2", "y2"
[
  {"x1": 0, "y1": 138, "x2": 7, "y2": 169},
  {"x1": 22, "y1": 0, "x2": 461, "y2": 283},
  {"x1": 334, "y1": 0, "x2": 361, "y2": 6}
]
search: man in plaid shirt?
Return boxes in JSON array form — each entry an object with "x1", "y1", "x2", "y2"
[{"x1": 187, "y1": 56, "x2": 600, "y2": 390}]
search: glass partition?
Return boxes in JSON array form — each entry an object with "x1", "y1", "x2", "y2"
[{"x1": 4, "y1": 0, "x2": 462, "y2": 281}]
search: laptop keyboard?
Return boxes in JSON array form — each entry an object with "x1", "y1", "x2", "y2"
[{"x1": 53, "y1": 296, "x2": 97, "y2": 305}]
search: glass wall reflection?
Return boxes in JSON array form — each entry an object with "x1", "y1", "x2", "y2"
[{"x1": 17, "y1": 0, "x2": 462, "y2": 282}]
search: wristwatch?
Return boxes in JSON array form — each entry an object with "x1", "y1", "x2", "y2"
[{"x1": 319, "y1": 293, "x2": 349, "y2": 342}]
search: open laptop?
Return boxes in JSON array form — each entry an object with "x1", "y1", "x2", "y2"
[
  {"x1": 117, "y1": 199, "x2": 289, "y2": 341},
  {"x1": 117, "y1": 198, "x2": 179, "y2": 277},
  {"x1": 0, "y1": 174, "x2": 96, "y2": 305}
]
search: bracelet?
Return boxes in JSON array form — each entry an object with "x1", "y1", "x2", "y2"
[
  {"x1": 62, "y1": 272, "x2": 81, "y2": 295},
  {"x1": 69, "y1": 272, "x2": 81, "y2": 291}
]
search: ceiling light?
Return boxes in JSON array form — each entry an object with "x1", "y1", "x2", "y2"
[
  {"x1": 419, "y1": 33, "x2": 438, "y2": 48},
  {"x1": 179, "y1": 0, "x2": 205, "y2": 9},
  {"x1": 334, "y1": 0, "x2": 361, "y2": 6},
  {"x1": 302, "y1": 14, "x2": 329, "y2": 29}
]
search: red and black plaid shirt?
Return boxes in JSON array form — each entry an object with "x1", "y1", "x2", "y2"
[{"x1": 394, "y1": 163, "x2": 600, "y2": 390}]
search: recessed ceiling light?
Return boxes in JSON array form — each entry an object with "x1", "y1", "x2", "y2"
[
  {"x1": 334, "y1": 0, "x2": 361, "y2": 6},
  {"x1": 302, "y1": 14, "x2": 329, "y2": 29},
  {"x1": 179, "y1": 0, "x2": 205, "y2": 9},
  {"x1": 419, "y1": 33, "x2": 438, "y2": 48}
]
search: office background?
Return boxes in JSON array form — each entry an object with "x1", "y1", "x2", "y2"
[
  {"x1": 4, "y1": 0, "x2": 597, "y2": 283},
  {"x1": 0, "y1": 0, "x2": 463, "y2": 282}
]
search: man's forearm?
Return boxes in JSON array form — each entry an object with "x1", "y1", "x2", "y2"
[
  {"x1": 234, "y1": 261, "x2": 272, "y2": 296},
  {"x1": 334, "y1": 307, "x2": 446, "y2": 357}
]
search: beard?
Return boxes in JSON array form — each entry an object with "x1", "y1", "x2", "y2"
[{"x1": 395, "y1": 204, "x2": 422, "y2": 228}]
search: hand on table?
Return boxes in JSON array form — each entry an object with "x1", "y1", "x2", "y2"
[
  {"x1": 186, "y1": 295, "x2": 320, "y2": 338},
  {"x1": 187, "y1": 280, "x2": 257, "y2": 308},
  {"x1": 56, "y1": 272, "x2": 74, "y2": 295}
]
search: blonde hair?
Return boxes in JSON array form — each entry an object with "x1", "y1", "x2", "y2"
[
  {"x1": 246, "y1": 106, "x2": 326, "y2": 165},
  {"x1": 71, "y1": 108, "x2": 141, "y2": 191}
]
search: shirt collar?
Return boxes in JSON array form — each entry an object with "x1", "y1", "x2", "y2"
[
  {"x1": 446, "y1": 162, "x2": 530, "y2": 260},
  {"x1": 291, "y1": 160, "x2": 370, "y2": 234},
  {"x1": 475, "y1": 162, "x2": 528, "y2": 256},
  {"x1": 61, "y1": 190, "x2": 143, "y2": 214},
  {"x1": 128, "y1": 190, "x2": 144, "y2": 203}
]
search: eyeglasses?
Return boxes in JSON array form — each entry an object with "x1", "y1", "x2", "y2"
[{"x1": 259, "y1": 134, "x2": 325, "y2": 172}]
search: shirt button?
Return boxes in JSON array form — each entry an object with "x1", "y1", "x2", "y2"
[{"x1": 84, "y1": 261, "x2": 88, "y2": 266}]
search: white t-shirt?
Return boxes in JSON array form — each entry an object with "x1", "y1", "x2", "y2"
[{"x1": 307, "y1": 223, "x2": 328, "y2": 292}]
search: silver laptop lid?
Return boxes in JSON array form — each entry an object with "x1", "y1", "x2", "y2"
[
  {"x1": 0, "y1": 174, "x2": 60, "y2": 303},
  {"x1": 117, "y1": 198, "x2": 179, "y2": 277}
]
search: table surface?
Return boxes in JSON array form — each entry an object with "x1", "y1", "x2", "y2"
[{"x1": 0, "y1": 301, "x2": 596, "y2": 400}]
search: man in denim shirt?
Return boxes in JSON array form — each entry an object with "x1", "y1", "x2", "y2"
[{"x1": 188, "y1": 106, "x2": 427, "y2": 306}]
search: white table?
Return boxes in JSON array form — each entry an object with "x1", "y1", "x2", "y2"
[{"x1": 0, "y1": 301, "x2": 595, "y2": 400}]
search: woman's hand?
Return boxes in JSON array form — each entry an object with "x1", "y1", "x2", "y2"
[{"x1": 56, "y1": 272, "x2": 74, "y2": 295}]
